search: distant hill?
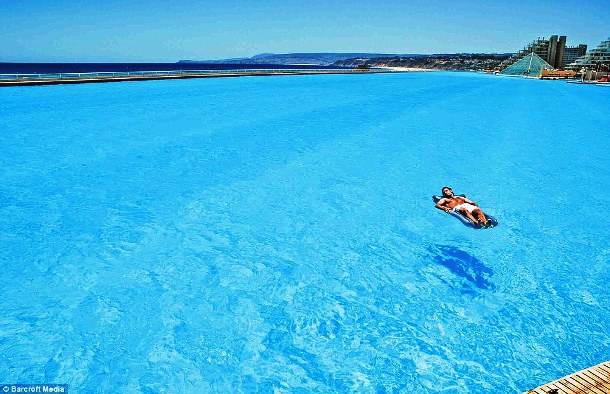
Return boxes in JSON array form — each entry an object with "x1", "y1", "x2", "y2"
[
  {"x1": 178, "y1": 53, "x2": 422, "y2": 66},
  {"x1": 333, "y1": 53, "x2": 514, "y2": 71}
]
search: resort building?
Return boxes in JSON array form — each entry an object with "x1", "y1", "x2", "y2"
[
  {"x1": 500, "y1": 52, "x2": 553, "y2": 77},
  {"x1": 569, "y1": 38, "x2": 610, "y2": 69},
  {"x1": 562, "y1": 44, "x2": 588, "y2": 68},
  {"x1": 501, "y1": 35, "x2": 587, "y2": 70},
  {"x1": 546, "y1": 35, "x2": 566, "y2": 68}
]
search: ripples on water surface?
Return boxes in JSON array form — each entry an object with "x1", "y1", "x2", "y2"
[{"x1": 1, "y1": 72, "x2": 609, "y2": 392}]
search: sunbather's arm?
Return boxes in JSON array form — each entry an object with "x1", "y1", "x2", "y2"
[{"x1": 435, "y1": 199, "x2": 451, "y2": 212}]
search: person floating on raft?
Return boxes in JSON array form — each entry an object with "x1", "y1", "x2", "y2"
[{"x1": 434, "y1": 186, "x2": 492, "y2": 228}]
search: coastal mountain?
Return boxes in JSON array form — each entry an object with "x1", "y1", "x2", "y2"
[
  {"x1": 178, "y1": 53, "x2": 421, "y2": 66},
  {"x1": 178, "y1": 52, "x2": 515, "y2": 71}
]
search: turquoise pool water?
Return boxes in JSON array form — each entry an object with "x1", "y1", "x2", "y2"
[{"x1": 1, "y1": 72, "x2": 609, "y2": 393}]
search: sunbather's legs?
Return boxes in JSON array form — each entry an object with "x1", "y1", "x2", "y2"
[
  {"x1": 473, "y1": 208, "x2": 488, "y2": 226},
  {"x1": 459, "y1": 208, "x2": 479, "y2": 225}
]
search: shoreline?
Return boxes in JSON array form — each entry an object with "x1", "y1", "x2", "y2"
[{"x1": 0, "y1": 68, "x2": 391, "y2": 87}]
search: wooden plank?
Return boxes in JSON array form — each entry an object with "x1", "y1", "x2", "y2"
[
  {"x1": 591, "y1": 365, "x2": 609, "y2": 378},
  {"x1": 571, "y1": 374, "x2": 605, "y2": 394},
  {"x1": 585, "y1": 369, "x2": 606, "y2": 380},
  {"x1": 530, "y1": 386, "x2": 560, "y2": 394},
  {"x1": 555, "y1": 381, "x2": 579, "y2": 394},
  {"x1": 560, "y1": 377, "x2": 588, "y2": 393},
  {"x1": 532, "y1": 387, "x2": 555, "y2": 394},
  {"x1": 550, "y1": 381, "x2": 577, "y2": 393},
  {"x1": 536, "y1": 383, "x2": 560, "y2": 393},
  {"x1": 588, "y1": 368, "x2": 610, "y2": 383},
  {"x1": 581, "y1": 370, "x2": 610, "y2": 392},
  {"x1": 579, "y1": 371, "x2": 607, "y2": 388},
  {"x1": 585, "y1": 368, "x2": 610, "y2": 392},
  {"x1": 524, "y1": 361, "x2": 610, "y2": 394},
  {"x1": 569, "y1": 374, "x2": 604, "y2": 394},
  {"x1": 572, "y1": 370, "x2": 604, "y2": 394}
]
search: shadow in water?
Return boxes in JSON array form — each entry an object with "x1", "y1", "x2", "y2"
[{"x1": 431, "y1": 245, "x2": 494, "y2": 294}]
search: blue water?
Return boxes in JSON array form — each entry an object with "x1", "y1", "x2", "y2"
[
  {"x1": 0, "y1": 63, "x2": 345, "y2": 74},
  {"x1": 1, "y1": 72, "x2": 609, "y2": 393}
]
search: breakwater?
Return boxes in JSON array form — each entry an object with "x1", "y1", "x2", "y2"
[{"x1": 0, "y1": 68, "x2": 389, "y2": 87}]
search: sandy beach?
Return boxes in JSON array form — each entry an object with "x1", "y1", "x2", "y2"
[{"x1": 377, "y1": 66, "x2": 437, "y2": 72}]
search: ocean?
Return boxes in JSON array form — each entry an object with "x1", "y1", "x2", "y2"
[{"x1": 0, "y1": 63, "x2": 344, "y2": 74}]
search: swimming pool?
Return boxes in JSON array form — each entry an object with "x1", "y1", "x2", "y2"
[{"x1": 1, "y1": 72, "x2": 609, "y2": 393}]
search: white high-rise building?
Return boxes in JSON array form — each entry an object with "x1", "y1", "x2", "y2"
[{"x1": 569, "y1": 38, "x2": 610, "y2": 69}]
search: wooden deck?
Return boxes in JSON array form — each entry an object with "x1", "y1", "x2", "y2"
[{"x1": 525, "y1": 361, "x2": 610, "y2": 394}]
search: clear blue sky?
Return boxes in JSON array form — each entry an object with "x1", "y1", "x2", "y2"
[{"x1": 1, "y1": 0, "x2": 608, "y2": 62}]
